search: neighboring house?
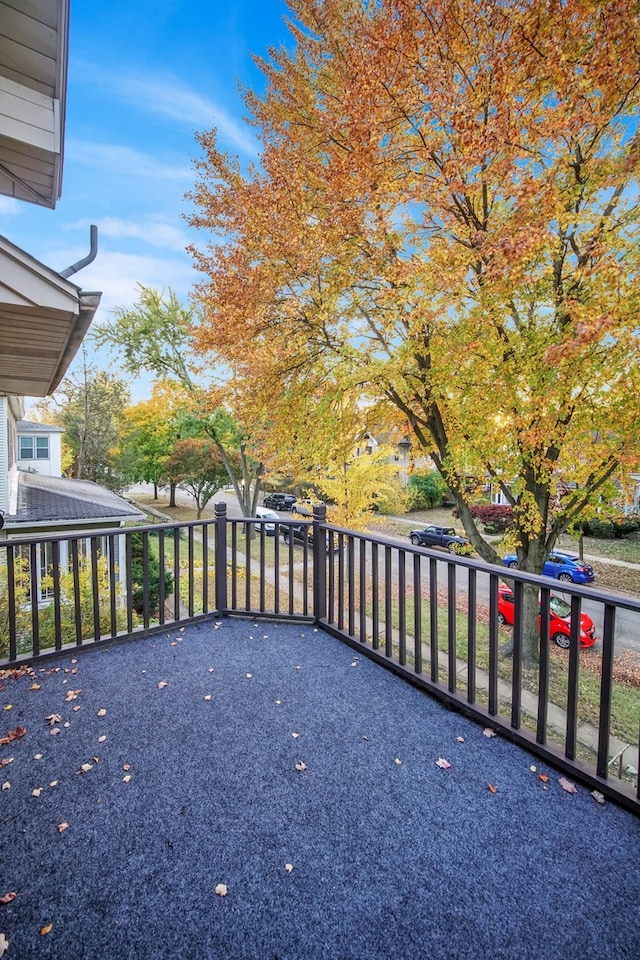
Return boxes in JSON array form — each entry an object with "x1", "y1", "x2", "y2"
[
  {"x1": 0, "y1": 2, "x2": 145, "y2": 606},
  {"x1": 17, "y1": 419, "x2": 64, "y2": 477}
]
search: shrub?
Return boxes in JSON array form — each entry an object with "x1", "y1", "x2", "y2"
[
  {"x1": 453, "y1": 503, "x2": 514, "y2": 533},
  {"x1": 130, "y1": 531, "x2": 174, "y2": 616},
  {"x1": 574, "y1": 516, "x2": 640, "y2": 539},
  {"x1": 407, "y1": 472, "x2": 448, "y2": 510}
]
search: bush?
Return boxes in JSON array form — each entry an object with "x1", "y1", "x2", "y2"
[
  {"x1": 407, "y1": 472, "x2": 448, "y2": 510},
  {"x1": 574, "y1": 517, "x2": 640, "y2": 539},
  {"x1": 130, "y1": 531, "x2": 174, "y2": 616},
  {"x1": 453, "y1": 503, "x2": 514, "y2": 533}
]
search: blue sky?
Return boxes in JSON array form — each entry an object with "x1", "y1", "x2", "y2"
[{"x1": 2, "y1": 0, "x2": 293, "y2": 400}]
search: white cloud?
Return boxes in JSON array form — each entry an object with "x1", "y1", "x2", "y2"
[
  {"x1": 67, "y1": 140, "x2": 192, "y2": 183},
  {"x1": 57, "y1": 249, "x2": 200, "y2": 317},
  {"x1": 70, "y1": 216, "x2": 192, "y2": 253},
  {"x1": 74, "y1": 61, "x2": 257, "y2": 156},
  {"x1": 0, "y1": 196, "x2": 20, "y2": 217}
]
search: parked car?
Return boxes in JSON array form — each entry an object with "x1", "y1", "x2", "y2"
[
  {"x1": 282, "y1": 522, "x2": 313, "y2": 545},
  {"x1": 263, "y1": 492, "x2": 297, "y2": 511},
  {"x1": 503, "y1": 551, "x2": 595, "y2": 584},
  {"x1": 291, "y1": 497, "x2": 320, "y2": 517},
  {"x1": 282, "y1": 523, "x2": 344, "y2": 553},
  {"x1": 409, "y1": 524, "x2": 470, "y2": 554},
  {"x1": 497, "y1": 585, "x2": 597, "y2": 648},
  {"x1": 255, "y1": 507, "x2": 280, "y2": 535}
]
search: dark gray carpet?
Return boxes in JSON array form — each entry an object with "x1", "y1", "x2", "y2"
[{"x1": 1, "y1": 619, "x2": 638, "y2": 959}]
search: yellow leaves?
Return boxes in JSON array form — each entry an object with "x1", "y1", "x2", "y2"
[
  {"x1": 64, "y1": 689, "x2": 81, "y2": 702},
  {"x1": 39, "y1": 923, "x2": 53, "y2": 936},
  {"x1": 46, "y1": 714, "x2": 61, "y2": 726}
]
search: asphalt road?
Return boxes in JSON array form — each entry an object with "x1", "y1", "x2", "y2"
[{"x1": 130, "y1": 485, "x2": 640, "y2": 654}]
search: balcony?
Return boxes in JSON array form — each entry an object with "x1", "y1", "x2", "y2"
[{"x1": 1, "y1": 504, "x2": 639, "y2": 957}]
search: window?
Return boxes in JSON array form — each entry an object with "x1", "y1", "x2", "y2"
[{"x1": 19, "y1": 436, "x2": 49, "y2": 460}]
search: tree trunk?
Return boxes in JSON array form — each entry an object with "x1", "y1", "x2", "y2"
[
  {"x1": 153, "y1": 482, "x2": 158, "y2": 499},
  {"x1": 169, "y1": 483, "x2": 177, "y2": 508}
]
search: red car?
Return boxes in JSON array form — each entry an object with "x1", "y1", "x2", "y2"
[{"x1": 497, "y1": 585, "x2": 597, "y2": 649}]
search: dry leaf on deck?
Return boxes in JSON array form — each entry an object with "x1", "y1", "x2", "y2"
[
  {"x1": 488, "y1": 784, "x2": 498, "y2": 793},
  {"x1": 157, "y1": 681, "x2": 169, "y2": 690},
  {"x1": 0, "y1": 892, "x2": 16, "y2": 905},
  {"x1": 0, "y1": 932, "x2": 9, "y2": 958},
  {"x1": 294, "y1": 761, "x2": 307, "y2": 772},
  {"x1": 64, "y1": 689, "x2": 81, "y2": 702},
  {"x1": 214, "y1": 883, "x2": 228, "y2": 897},
  {"x1": 482, "y1": 728, "x2": 497, "y2": 738},
  {"x1": 559, "y1": 777, "x2": 578, "y2": 794},
  {"x1": 284, "y1": 863, "x2": 294, "y2": 873},
  {"x1": 57, "y1": 822, "x2": 69, "y2": 833},
  {"x1": 97, "y1": 708, "x2": 107, "y2": 717},
  {"x1": 0, "y1": 726, "x2": 26, "y2": 745},
  {"x1": 591, "y1": 790, "x2": 606, "y2": 805},
  {"x1": 436, "y1": 758, "x2": 451, "y2": 769},
  {"x1": 40, "y1": 923, "x2": 53, "y2": 936}
]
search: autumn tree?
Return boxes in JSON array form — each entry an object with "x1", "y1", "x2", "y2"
[
  {"x1": 161, "y1": 438, "x2": 232, "y2": 519},
  {"x1": 188, "y1": 0, "x2": 640, "y2": 660},
  {"x1": 118, "y1": 382, "x2": 190, "y2": 501},
  {"x1": 92, "y1": 286, "x2": 264, "y2": 517}
]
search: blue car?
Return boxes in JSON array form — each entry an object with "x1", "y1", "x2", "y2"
[{"x1": 503, "y1": 550, "x2": 595, "y2": 584}]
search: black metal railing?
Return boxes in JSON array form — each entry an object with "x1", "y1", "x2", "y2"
[{"x1": 1, "y1": 502, "x2": 638, "y2": 814}]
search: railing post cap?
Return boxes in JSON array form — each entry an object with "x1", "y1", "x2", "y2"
[
  {"x1": 313, "y1": 502, "x2": 327, "y2": 521},
  {"x1": 214, "y1": 502, "x2": 227, "y2": 517}
]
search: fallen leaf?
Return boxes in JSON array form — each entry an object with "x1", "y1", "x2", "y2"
[
  {"x1": 123, "y1": 764, "x2": 131, "y2": 771},
  {"x1": 157, "y1": 681, "x2": 168, "y2": 690},
  {"x1": 96, "y1": 708, "x2": 107, "y2": 717},
  {"x1": 436, "y1": 758, "x2": 451, "y2": 769},
  {"x1": 559, "y1": 777, "x2": 578, "y2": 794},
  {"x1": 294, "y1": 761, "x2": 307, "y2": 772},
  {"x1": 362, "y1": 735, "x2": 369, "y2": 741},
  {"x1": 30, "y1": 683, "x2": 41, "y2": 691},
  {"x1": 529, "y1": 765, "x2": 537, "y2": 772},
  {"x1": 0, "y1": 758, "x2": 12, "y2": 769},
  {"x1": 456, "y1": 736, "x2": 465, "y2": 743},
  {"x1": 1, "y1": 782, "x2": 9, "y2": 791},
  {"x1": 79, "y1": 763, "x2": 93, "y2": 774},
  {"x1": 64, "y1": 689, "x2": 81, "y2": 702},
  {"x1": 482, "y1": 728, "x2": 497, "y2": 738},
  {"x1": 539, "y1": 774, "x2": 549, "y2": 783},
  {"x1": 488, "y1": 784, "x2": 498, "y2": 793},
  {"x1": 591, "y1": 790, "x2": 606, "y2": 805},
  {"x1": 0, "y1": 726, "x2": 26, "y2": 745},
  {"x1": 57, "y1": 822, "x2": 69, "y2": 833},
  {"x1": 63, "y1": 722, "x2": 70, "y2": 728},
  {"x1": 32, "y1": 788, "x2": 43, "y2": 797},
  {"x1": 0, "y1": 932, "x2": 8, "y2": 957},
  {"x1": 246, "y1": 673, "x2": 252, "y2": 679},
  {"x1": 50, "y1": 728, "x2": 60, "y2": 736},
  {"x1": 291, "y1": 732, "x2": 300, "y2": 739},
  {"x1": 275, "y1": 700, "x2": 282, "y2": 705},
  {"x1": 284, "y1": 863, "x2": 294, "y2": 873},
  {"x1": 73, "y1": 706, "x2": 81, "y2": 713},
  {"x1": 204, "y1": 695, "x2": 212, "y2": 701},
  {"x1": 49, "y1": 781, "x2": 58, "y2": 788},
  {"x1": 2, "y1": 705, "x2": 10, "y2": 711},
  {"x1": 351, "y1": 662, "x2": 358, "y2": 668},
  {"x1": 207, "y1": 668, "x2": 215, "y2": 673},
  {"x1": 40, "y1": 923, "x2": 53, "y2": 936},
  {"x1": 34, "y1": 753, "x2": 43, "y2": 760},
  {"x1": 214, "y1": 883, "x2": 228, "y2": 897},
  {"x1": 0, "y1": 892, "x2": 16, "y2": 905},
  {"x1": 394, "y1": 758, "x2": 403, "y2": 765},
  {"x1": 122, "y1": 775, "x2": 131, "y2": 783},
  {"x1": 98, "y1": 735, "x2": 107, "y2": 743}
]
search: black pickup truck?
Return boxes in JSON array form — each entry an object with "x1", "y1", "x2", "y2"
[{"x1": 409, "y1": 525, "x2": 470, "y2": 554}]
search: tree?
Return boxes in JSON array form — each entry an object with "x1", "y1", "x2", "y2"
[
  {"x1": 35, "y1": 352, "x2": 130, "y2": 489},
  {"x1": 92, "y1": 286, "x2": 264, "y2": 517},
  {"x1": 161, "y1": 438, "x2": 233, "y2": 519},
  {"x1": 188, "y1": 0, "x2": 640, "y2": 660},
  {"x1": 118, "y1": 382, "x2": 190, "y2": 500}
]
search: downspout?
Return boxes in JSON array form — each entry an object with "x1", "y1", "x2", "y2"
[{"x1": 60, "y1": 225, "x2": 98, "y2": 278}]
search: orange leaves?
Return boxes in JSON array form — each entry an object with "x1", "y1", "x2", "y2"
[{"x1": 0, "y1": 726, "x2": 25, "y2": 745}]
